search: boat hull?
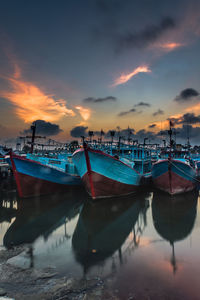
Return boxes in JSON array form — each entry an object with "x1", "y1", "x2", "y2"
[
  {"x1": 72, "y1": 147, "x2": 141, "y2": 199},
  {"x1": 8, "y1": 153, "x2": 81, "y2": 198},
  {"x1": 152, "y1": 159, "x2": 196, "y2": 195}
]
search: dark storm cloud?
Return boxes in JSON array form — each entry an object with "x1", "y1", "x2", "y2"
[
  {"x1": 174, "y1": 88, "x2": 199, "y2": 102},
  {"x1": 134, "y1": 129, "x2": 157, "y2": 142},
  {"x1": 134, "y1": 102, "x2": 151, "y2": 107},
  {"x1": 149, "y1": 124, "x2": 156, "y2": 128},
  {"x1": 117, "y1": 17, "x2": 175, "y2": 52},
  {"x1": 118, "y1": 108, "x2": 137, "y2": 117},
  {"x1": 83, "y1": 96, "x2": 117, "y2": 103},
  {"x1": 157, "y1": 124, "x2": 200, "y2": 144},
  {"x1": 117, "y1": 128, "x2": 135, "y2": 138},
  {"x1": 179, "y1": 113, "x2": 200, "y2": 124},
  {"x1": 169, "y1": 113, "x2": 200, "y2": 125},
  {"x1": 152, "y1": 109, "x2": 164, "y2": 116},
  {"x1": 175, "y1": 125, "x2": 200, "y2": 141},
  {"x1": 104, "y1": 127, "x2": 158, "y2": 143},
  {"x1": 22, "y1": 120, "x2": 63, "y2": 136},
  {"x1": 70, "y1": 126, "x2": 88, "y2": 138}
]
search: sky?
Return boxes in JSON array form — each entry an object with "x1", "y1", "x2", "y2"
[{"x1": 0, "y1": 0, "x2": 200, "y2": 145}]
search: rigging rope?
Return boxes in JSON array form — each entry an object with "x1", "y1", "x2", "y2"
[{"x1": 169, "y1": 160, "x2": 200, "y2": 184}]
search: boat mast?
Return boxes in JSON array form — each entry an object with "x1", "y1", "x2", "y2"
[
  {"x1": 168, "y1": 121, "x2": 173, "y2": 158},
  {"x1": 168, "y1": 121, "x2": 173, "y2": 194},
  {"x1": 30, "y1": 122, "x2": 36, "y2": 154}
]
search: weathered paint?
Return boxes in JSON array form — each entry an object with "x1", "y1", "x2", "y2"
[{"x1": 152, "y1": 159, "x2": 196, "y2": 195}]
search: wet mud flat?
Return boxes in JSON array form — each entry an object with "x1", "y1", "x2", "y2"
[
  {"x1": 0, "y1": 246, "x2": 186, "y2": 300},
  {"x1": 0, "y1": 246, "x2": 112, "y2": 300}
]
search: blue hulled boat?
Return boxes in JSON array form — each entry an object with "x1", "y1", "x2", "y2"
[
  {"x1": 152, "y1": 158, "x2": 196, "y2": 195},
  {"x1": 152, "y1": 122, "x2": 197, "y2": 195},
  {"x1": 72, "y1": 143, "x2": 151, "y2": 199},
  {"x1": 8, "y1": 152, "x2": 81, "y2": 198}
]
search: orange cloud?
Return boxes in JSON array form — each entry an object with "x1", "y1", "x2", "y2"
[
  {"x1": 185, "y1": 103, "x2": 200, "y2": 114},
  {"x1": 156, "y1": 42, "x2": 183, "y2": 51},
  {"x1": 112, "y1": 65, "x2": 151, "y2": 87},
  {"x1": 147, "y1": 113, "x2": 183, "y2": 131},
  {"x1": 1, "y1": 76, "x2": 75, "y2": 123},
  {"x1": 75, "y1": 106, "x2": 91, "y2": 121}
]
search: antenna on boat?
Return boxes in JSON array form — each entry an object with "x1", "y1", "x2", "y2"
[
  {"x1": 118, "y1": 135, "x2": 123, "y2": 153},
  {"x1": 100, "y1": 129, "x2": 104, "y2": 144},
  {"x1": 81, "y1": 136, "x2": 85, "y2": 145},
  {"x1": 30, "y1": 122, "x2": 36, "y2": 153},
  {"x1": 163, "y1": 139, "x2": 166, "y2": 147},
  {"x1": 127, "y1": 126, "x2": 133, "y2": 145},
  {"x1": 110, "y1": 130, "x2": 115, "y2": 144},
  {"x1": 143, "y1": 137, "x2": 148, "y2": 146},
  {"x1": 88, "y1": 131, "x2": 94, "y2": 143}
]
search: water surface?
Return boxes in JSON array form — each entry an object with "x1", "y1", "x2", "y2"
[{"x1": 0, "y1": 181, "x2": 200, "y2": 299}]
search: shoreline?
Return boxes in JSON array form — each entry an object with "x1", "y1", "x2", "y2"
[{"x1": 0, "y1": 245, "x2": 115, "y2": 300}]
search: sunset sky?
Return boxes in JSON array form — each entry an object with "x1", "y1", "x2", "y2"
[{"x1": 1, "y1": 0, "x2": 200, "y2": 145}]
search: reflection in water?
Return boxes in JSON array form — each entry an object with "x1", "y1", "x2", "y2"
[
  {"x1": 152, "y1": 191, "x2": 198, "y2": 274},
  {"x1": 0, "y1": 186, "x2": 17, "y2": 224},
  {"x1": 3, "y1": 188, "x2": 86, "y2": 253},
  {"x1": 72, "y1": 192, "x2": 150, "y2": 274}
]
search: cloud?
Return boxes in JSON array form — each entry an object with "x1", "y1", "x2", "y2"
[
  {"x1": 83, "y1": 96, "x2": 117, "y2": 103},
  {"x1": 169, "y1": 113, "x2": 200, "y2": 125},
  {"x1": 169, "y1": 124, "x2": 200, "y2": 144},
  {"x1": 93, "y1": 129, "x2": 105, "y2": 136},
  {"x1": 118, "y1": 108, "x2": 137, "y2": 117},
  {"x1": 154, "y1": 42, "x2": 183, "y2": 51},
  {"x1": 22, "y1": 120, "x2": 63, "y2": 136},
  {"x1": 149, "y1": 124, "x2": 157, "y2": 128},
  {"x1": 0, "y1": 64, "x2": 75, "y2": 123},
  {"x1": 112, "y1": 65, "x2": 151, "y2": 86},
  {"x1": 134, "y1": 102, "x2": 151, "y2": 107},
  {"x1": 174, "y1": 88, "x2": 199, "y2": 102},
  {"x1": 103, "y1": 127, "x2": 160, "y2": 143},
  {"x1": 118, "y1": 17, "x2": 175, "y2": 52},
  {"x1": 70, "y1": 126, "x2": 88, "y2": 138},
  {"x1": 134, "y1": 129, "x2": 158, "y2": 142},
  {"x1": 152, "y1": 109, "x2": 164, "y2": 117},
  {"x1": 157, "y1": 124, "x2": 200, "y2": 144},
  {"x1": 75, "y1": 106, "x2": 91, "y2": 121},
  {"x1": 118, "y1": 128, "x2": 135, "y2": 138},
  {"x1": 104, "y1": 127, "x2": 135, "y2": 139}
]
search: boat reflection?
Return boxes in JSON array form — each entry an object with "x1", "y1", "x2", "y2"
[
  {"x1": 152, "y1": 191, "x2": 198, "y2": 274},
  {"x1": 3, "y1": 188, "x2": 87, "y2": 249},
  {"x1": 0, "y1": 187, "x2": 17, "y2": 224},
  {"x1": 72, "y1": 192, "x2": 150, "y2": 273}
]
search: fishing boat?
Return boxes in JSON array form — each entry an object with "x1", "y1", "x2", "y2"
[
  {"x1": 72, "y1": 143, "x2": 151, "y2": 199},
  {"x1": 152, "y1": 157, "x2": 197, "y2": 195},
  {"x1": 191, "y1": 157, "x2": 200, "y2": 178},
  {"x1": 152, "y1": 123, "x2": 197, "y2": 195},
  {"x1": 7, "y1": 151, "x2": 81, "y2": 198}
]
